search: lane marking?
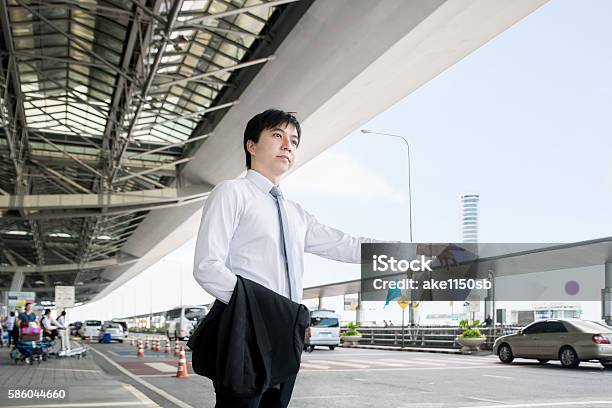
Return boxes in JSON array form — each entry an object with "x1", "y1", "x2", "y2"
[
  {"x1": 397, "y1": 358, "x2": 448, "y2": 366},
  {"x1": 483, "y1": 374, "x2": 513, "y2": 380},
  {"x1": 292, "y1": 395, "x2": 359, "y2": 400},
  {"x1": 457, "y1": 401, "x2": 612, "y2": 408},
  {"x1": 89, "y1": 346, "x2": 193, "y2": 408},
  {"x1": 35, "y1": 367, "x2": 104, "y2": 373},
  {"x1": 1, "y1": 403, "x2": 147, "y2": 408},
  {"x1": 300, "y1": 362, "x2": 329, "y2": 369},
  {"x1": 309, "y1": 359, "x2": 367, "y2": 368},
  {"x1": 122, "y1": 383, "x2": 160, "y2": 407},
  {"x1": 465, "y1": 396, "x2": 507, "y2": 404},
  {"x1": 144, "y1": 362, "x2": 177, "y2": 373},
  {"x1": 343, "y1": 358, "x2": 406, "y2": 367},
  {"x1": 299, "y1": 364, "x2": 501, "y2": 373}
]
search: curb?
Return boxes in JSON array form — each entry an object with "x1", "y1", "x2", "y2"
[{"x1": 340, "y1": 344, "x2": 493, "y2": 356}]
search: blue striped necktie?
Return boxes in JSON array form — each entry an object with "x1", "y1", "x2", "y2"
[{"x1": 270, "y1": 186, "x2": 298, "y2": 301}]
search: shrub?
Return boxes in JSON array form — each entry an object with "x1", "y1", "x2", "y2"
[
  {"x1": 343, "y1": 322, "x2": 362, "y2": 336},
  {"x1": 458, "y1": 319, "x2": 485, "y2": 338}
]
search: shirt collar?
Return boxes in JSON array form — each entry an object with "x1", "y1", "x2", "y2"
[{"x1": 246, "y1": 169, "x2": 276, "y2": 194}]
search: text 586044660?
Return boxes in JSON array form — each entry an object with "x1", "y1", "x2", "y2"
[{"x1": 6, "y1": 388, "x2": 68, "y2": 400}]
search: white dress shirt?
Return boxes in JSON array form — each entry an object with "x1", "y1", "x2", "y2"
[{"x1": 194, "y1": 169, "x2": 389, "y2": 304}]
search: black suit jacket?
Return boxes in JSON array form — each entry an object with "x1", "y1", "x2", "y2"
[{"x1": 187, "y1": 275, "x2": 310, "y2": 398}]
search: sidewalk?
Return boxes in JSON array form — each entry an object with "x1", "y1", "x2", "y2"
[{"x1": 0, "y1": 340, "x2": 160, "y2": 407}]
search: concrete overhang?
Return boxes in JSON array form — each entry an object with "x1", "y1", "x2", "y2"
[{"x1": 93, "y1": 0, "x2": 550, "y2": 302}]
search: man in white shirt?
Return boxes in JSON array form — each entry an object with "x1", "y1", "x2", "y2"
[
  {"x1": 194, "y1": 109, "x2": 431, "y2": 407},
  {"x1": 41, "y1": 309, "x2": 64, "y2": 341}
]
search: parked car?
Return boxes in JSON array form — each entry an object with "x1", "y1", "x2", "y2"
[
  {"x1": 69, "y1": 321, "x2": 82, "y2": 336},
  {"x1": 494, "y1": 319, "x2": 612, "y2": 368},
  {"x1": 78, "y1": 320, "x2": 102, "y2": 339},
  {"x1": 112, "y1": 321, "x2": 128, "y2": 338},
  {"x1": 98, "y1": 322, "x2": 124, "y2": 343},
  {"x1": 304, "y1": 309, "x2": 341, "y2": 352}
]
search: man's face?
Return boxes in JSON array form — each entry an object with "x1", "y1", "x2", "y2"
[
  {"x1": 248, "y1": 122, "x2": 299, "y2": 179},
  {"x1": 25, "y1": 304, "x2": 31, "y2": 313}
]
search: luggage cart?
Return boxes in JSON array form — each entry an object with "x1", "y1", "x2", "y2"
[
  {"x1": 56, "y1": 328, "x2": 88, "y2": 358},
  {"x1": 11, "y1": 340, "x2": 52, "y2": 365}
]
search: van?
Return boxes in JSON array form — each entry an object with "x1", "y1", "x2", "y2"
[
  {"x1": 79, "y1": 320, "x2": 102, "y2": 339},
  {"x1": 304, "y1": 309, "x2": 341, "y2": 352}
]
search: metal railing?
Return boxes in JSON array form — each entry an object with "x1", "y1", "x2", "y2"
[{"x1": 342, "y1": 325, "x2": 522, "y2": 349}]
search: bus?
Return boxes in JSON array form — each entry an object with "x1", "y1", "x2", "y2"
[{"x1": 164, "y1": 305, "x2": 208, "y2": 340}]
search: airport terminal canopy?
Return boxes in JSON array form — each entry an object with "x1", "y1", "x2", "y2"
[{"x1": 0, "y1": 0, "x2": 310, "y2": 303}]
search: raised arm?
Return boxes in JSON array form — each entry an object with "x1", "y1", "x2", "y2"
[{"x1": 303, "y1": 210, "x2": 415, "y2": 263}]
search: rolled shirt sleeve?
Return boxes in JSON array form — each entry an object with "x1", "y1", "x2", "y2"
[{"x1": 193, "y1": 181, "x2": 242, "y2": 303}]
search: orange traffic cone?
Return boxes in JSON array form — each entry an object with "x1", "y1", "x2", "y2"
[
  {"x1": 175, "y1": 347, "x2": 189, "y2": 378},
  {"x1": 137, "y1": 339, "x2": 144, "y2": 357},
  {"x1": 164, "y1": 339, "x2": 171, "y2": 354},
  {"x1": 174, "y1": 340, "x2": 180, "y2": 357},
  {"x1": 154, "y1": 339, "x2": 160, "y2": 352},
  {"x1": 145, "y1": 337, "x2": 149, "y2": 350}
]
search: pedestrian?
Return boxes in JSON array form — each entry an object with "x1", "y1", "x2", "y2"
[
  {"x1": 193, "y1": 109, "x2": 438, "y2": 407},
  {"x1": 5, "y1": 312, "x2": 17, "y2": 347},
  {"x1": 17, "y1": 303, "x2": 37, "y2": 331},
  {"x1": 57, "y1": 310, "x2": 66, "y2": 328},
  {"x1": 41, "y1": 309, "x2": 63, "y2": 341},
  {"x1": 6, "y1": 311, "x2": 18, "y2": 348}
]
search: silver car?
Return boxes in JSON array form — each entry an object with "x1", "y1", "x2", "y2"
[
  {"x1": 98, "y1": 322, "x2": 124, "y2": 343},
  {"x1": 494, "y1": 319, "x2": 612, "y2": 368}
]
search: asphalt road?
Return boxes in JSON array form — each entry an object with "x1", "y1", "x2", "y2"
[{"x1": 85, "y1": 339, "x2": 612, "y2": 408}]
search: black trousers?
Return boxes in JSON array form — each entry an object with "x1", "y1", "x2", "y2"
[{"x1": 214, "y1": 374, "x2": 297, "y2": 408}]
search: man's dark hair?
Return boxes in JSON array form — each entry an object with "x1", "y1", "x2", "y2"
[
  {"x1": 25, "y1": 302, "x2": 31, "y2": 308},
  {"x1": 10, "y1": 311, "x2": 14, "y2": 317},
  {"x1": 243, "y1": 109, "x2": 301, "y2": 169},
  {"x1": 61, "y1": 311, "x2": 66, "y2": 316},
  {"x1": 44, "y1": 308, "x2": 51, "y2": 315}
]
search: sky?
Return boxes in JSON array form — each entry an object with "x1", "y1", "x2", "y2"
[{"x1": 69, "y1": 0, "x2": 612, "y2": 324}]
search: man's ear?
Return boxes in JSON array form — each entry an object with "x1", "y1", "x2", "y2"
[{"x1": 246, "y1": 139, "x2": 256, "y2": 156}]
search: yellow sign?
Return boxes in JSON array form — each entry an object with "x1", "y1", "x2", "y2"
[{"x1": 397, "y1": 296, "x2": 410, "y2": 309}]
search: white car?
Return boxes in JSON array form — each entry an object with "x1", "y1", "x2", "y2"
[
  {"x1": 98, "y1": 322, "x2": 124, "y2": 343},
  {"x1": 78, "y1": 320, "x2": 102, "y2": 339},
  {"x1": 304, "y1": 309, "x2": 341, "y2": 352}
]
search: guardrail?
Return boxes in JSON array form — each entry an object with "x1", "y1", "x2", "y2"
[{"x1": 342, "y1": 325, "x2": 522, "y2": 350}]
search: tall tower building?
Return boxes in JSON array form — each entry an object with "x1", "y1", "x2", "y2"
[{"x1": 461, "y1": 193, "x2": 480, "y2": 243}]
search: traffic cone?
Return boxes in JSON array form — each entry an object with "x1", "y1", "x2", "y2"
[
  {"x1": 130, "y1": 336, "x2": 135, "y2": 347},
  {"x1": 175, "y1": 347, "x2": 189, "y2": 378},
  {"x1": 164, "y1": 339, "x2": 171, "y2": 354},
  {"x1": 154, "y1": 339, "x2": 159, "y2": 352},
  {"x1": 137, "y1": 340, "x2": 144, "y2": 357},
  {"x1": 145, "y1": 337, "x2": 149, "y2": 350},
  {"x1": 174, "y1": 339, "x2": 180, "y2": 357}
]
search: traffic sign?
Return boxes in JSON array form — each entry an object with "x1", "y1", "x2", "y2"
[{"x1": 397, "y1": 296, "x2": 410, "y2": 309}]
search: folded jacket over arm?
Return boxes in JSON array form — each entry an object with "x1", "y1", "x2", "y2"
[{"x1": 187, "y1": 275, "x2": 310, "y2": 398}]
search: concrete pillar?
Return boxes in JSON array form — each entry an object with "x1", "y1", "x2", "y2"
[
  {"x1": 317, "y1": 296, "x2": 323, "y2": 310},
  {"x1": 485, "y1": 270, "x2": 495, "y2": 325},
  {"x1": 10, "y1": 272, "x2": 25, "y2": 291},
  {"x1": 356, "y1": 292, "x2": 365, "y2": 325},
  {"x1": 603, "y1": 263, "x2": 612, "y2": 326}
]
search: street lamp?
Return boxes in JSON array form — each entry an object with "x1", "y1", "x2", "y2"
[
  {"x1": 360, "y1": 129, "x2": 413, "y2": 242},
  {"x1": 360, "y1": 129, "x2": 416, "y2": 329}
]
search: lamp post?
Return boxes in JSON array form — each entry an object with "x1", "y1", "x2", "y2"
[
  {"x1": 360, "y1": 129, "x2": 415, "y2": 327},
  {"x1": 359, "y1": 129, "x2": 413, "y2": 242}
]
